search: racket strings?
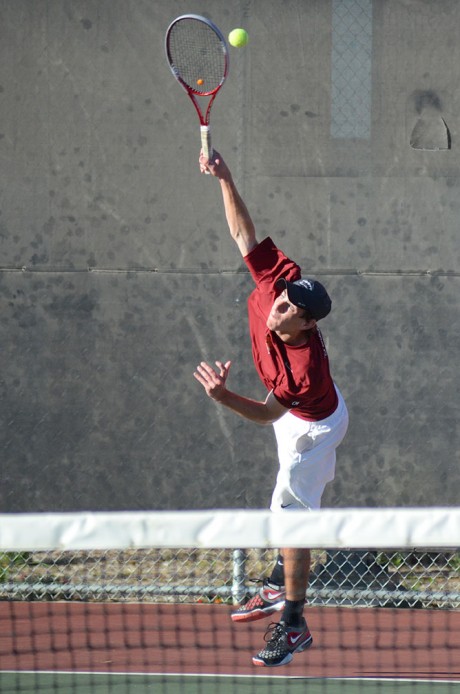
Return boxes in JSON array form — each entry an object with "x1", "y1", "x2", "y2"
[{"x1": 168, "y1": 20, "x2": 226, "y2": 94}]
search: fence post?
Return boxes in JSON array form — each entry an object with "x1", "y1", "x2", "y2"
[{"x1": 231, "y1": 549, "x2": 246, "y2": 604}]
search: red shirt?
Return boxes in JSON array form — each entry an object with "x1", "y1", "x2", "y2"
[{"x1": 244, "y1": 237, "x2": 338, "y2": 422}]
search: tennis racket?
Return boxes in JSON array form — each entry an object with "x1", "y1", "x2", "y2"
[{"x1": 165, "y1": 14, "x2": 229, "y2": 163}]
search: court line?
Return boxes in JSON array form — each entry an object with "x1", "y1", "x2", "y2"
[{"x1": 1, "y1": 670, "x2": 458, "y2": 684}]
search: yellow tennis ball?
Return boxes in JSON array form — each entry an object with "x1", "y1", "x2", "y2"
[{"x1": 228, "y1": 28, "x2": 248, "y2": 48}]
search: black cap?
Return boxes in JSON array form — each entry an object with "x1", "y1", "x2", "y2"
[{"x1": 275, "y1": 277, "x2": 332, "y2": 320}]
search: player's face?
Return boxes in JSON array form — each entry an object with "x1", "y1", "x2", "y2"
[{"x1": 266, "y1": 290, "x2": 311, "y2": 334}]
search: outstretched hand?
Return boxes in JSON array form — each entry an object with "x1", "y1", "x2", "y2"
[{"x1": 194, "y1": 360, "x2": 232, "y2": 402}]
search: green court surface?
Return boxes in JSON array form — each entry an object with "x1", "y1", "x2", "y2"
[{"x1": 1, "y1": 673, "x2": 459, "y2": 694}]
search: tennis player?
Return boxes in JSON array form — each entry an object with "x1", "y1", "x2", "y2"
[{"x1": 194, "y1": 151, "x2": 349, "y2": 667}]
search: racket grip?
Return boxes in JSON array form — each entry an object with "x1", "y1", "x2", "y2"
[{"x1": 201, "y1": 126, "x2": 213, "y2": 174}]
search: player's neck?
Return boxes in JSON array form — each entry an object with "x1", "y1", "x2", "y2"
[{"x1": 276, "y1": 328, "x2": 313, "y2": 347}]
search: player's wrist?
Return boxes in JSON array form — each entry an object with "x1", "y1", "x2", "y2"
[
  {"x1": 218, "y1": 169, "x2": 233, "y2": 184},
  {"x1": 212, "y1": 388, "x2": 230, "y2": 405}
]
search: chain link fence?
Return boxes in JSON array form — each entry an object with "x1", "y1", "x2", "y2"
[
  {"x1": 2, "y1": 547, "x2": 459, "y2": 610},
  {"x1": 331, "y1": 0, "x2": 373, "y2": 138}
]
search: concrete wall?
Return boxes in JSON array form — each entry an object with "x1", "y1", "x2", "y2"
[{"x1": 1, "y1": 0, "x2": 459, "y2": 511}]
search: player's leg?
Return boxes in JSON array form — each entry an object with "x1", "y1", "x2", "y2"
[
  {"x1": 251, "y1": 392, "x2": 349, "y2": 663},
  {"x1": 252, "y1": 547, "x2": 312, "y2": 667},
  {"x1": 282, "y1": 547, "x2": 311, "y2": 622},
  {"x1": 251, "y1": 403, "x2": 347, "y2": 666}
]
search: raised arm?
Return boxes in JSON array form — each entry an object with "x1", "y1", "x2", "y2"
[{"x1": 199, "y1": 151, "x2": 258, "y2": 257}]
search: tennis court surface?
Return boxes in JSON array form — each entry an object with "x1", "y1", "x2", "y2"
[{"x1": 1, "y1": 508, "x2": 459, "y2": 693}]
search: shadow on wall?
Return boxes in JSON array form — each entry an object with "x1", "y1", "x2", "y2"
[{"x1": 409, "y1": 89, "x2": 451, "y2": 151}]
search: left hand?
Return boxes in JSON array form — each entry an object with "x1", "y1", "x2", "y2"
[{"x1": 193, "y1": 360, "x2": 232, "y2": 401}]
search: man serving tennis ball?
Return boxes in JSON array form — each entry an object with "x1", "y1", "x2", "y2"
[{"x1": 194, "y1": 151, "x2": 349, "y2": 667}]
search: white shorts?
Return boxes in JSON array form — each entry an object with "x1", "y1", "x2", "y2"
[{"x1": 270, "y1": 385, "x2": 348, "y2": 511}]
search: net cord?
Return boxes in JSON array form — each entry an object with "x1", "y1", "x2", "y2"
[{"x1": 1, "y1": 508, "x2": 459, "y2": 551}]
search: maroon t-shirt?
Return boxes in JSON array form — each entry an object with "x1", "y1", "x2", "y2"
[{"x1": 244, "y1": 237, "x2": 338, "y2": 422}]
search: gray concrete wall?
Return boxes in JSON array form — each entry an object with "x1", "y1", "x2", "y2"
[{"x1": 1, "y1": 0, "x2": 459, "y2": 511}]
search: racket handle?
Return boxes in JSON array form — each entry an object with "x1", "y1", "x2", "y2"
[{"x1": 201, "y1": 126, "x2": 213, "y2": 174}]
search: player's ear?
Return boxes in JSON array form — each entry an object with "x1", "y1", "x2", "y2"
[{"x1": 302, "y1": 317, "x2": 316, "y2": 331}]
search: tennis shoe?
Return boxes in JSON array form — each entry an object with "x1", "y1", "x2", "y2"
[
  {"x1": 231, "y1": 580, "x2": 286, "y2": 623},
  {"x1": 252, "y1": 619, "x2": 313, "y2": 667}
]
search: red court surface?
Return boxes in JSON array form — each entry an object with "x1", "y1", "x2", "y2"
[{"x1": 1, "y1": 602, "x2": 459, "y2": 681}]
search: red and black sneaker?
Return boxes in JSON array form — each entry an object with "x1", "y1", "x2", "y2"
[{"x1": 231, "y1": 580, "x2": 286, "y2": 623}]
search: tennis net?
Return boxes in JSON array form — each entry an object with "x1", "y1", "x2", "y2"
[{"x1": 1, "y1": 508, "x2": 459, "y2": 693}]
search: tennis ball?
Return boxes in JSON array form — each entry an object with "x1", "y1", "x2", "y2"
[{"x1": 228, "y1": 28, "x2": 248, "y2": 48}]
